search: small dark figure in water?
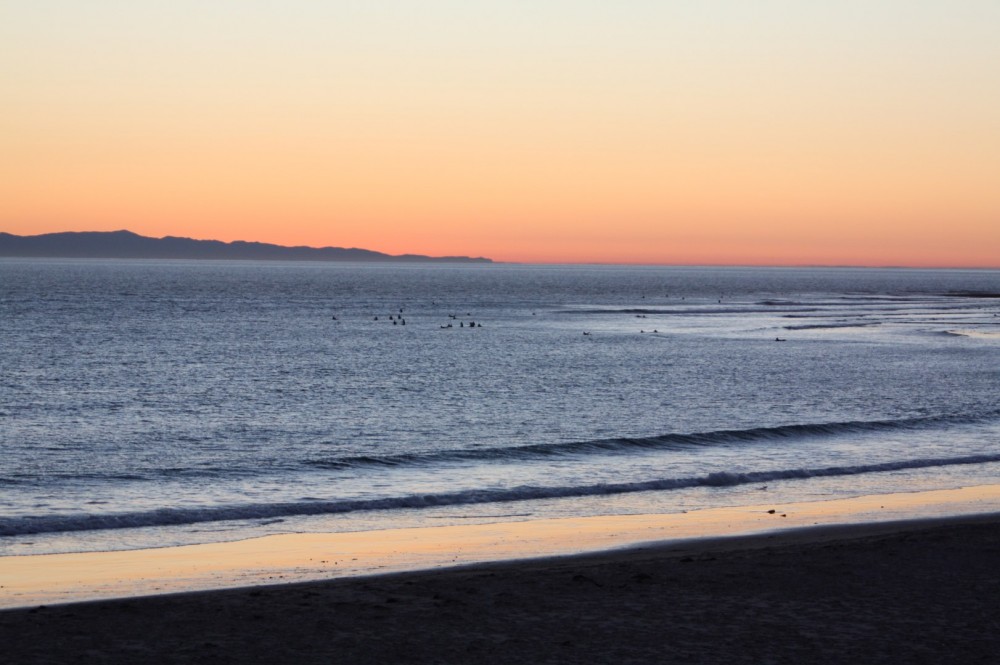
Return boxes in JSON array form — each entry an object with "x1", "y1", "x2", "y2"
[
  {"x1": 460, "y1": 322, "x2": 464, "y2": 327},
  {"x1": 374, "y1": 316, "x2": 378, "y2": 321},
  {"x1": 401, "y1": 319, "x2": 406, "y2": 325},
  {"x1": 393, "y1": 320, "x2": 397, "y2": 325}
]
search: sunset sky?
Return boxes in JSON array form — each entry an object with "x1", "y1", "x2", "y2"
[{"x1": 2, "y1": 1, "x2": 999, "y2": 266}]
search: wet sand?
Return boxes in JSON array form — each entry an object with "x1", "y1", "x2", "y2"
[
  {"x1": 3, "y1": 512, "x2": 1000, "y2": 664},
  {"x1": 4, "y1": 485, "x2": 1000, "y2": 609}
]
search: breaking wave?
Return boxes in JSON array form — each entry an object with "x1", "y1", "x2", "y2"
[
  {"x1": 304, "y1": 413, "x2": 998, "y2": 471},
  {"x1": 4, "y1": 453, "x2": 1000, "y2": 537}
]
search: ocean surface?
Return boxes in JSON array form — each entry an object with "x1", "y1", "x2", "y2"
[{"x1": 2, "y1": 260, "x2": 999, "y2": 556}]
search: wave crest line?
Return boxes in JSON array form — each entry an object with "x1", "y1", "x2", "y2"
[{"x1": 4, "y1": 453, "x2": 999, "y2": 537}]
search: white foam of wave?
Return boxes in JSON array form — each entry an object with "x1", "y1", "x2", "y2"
[
  {"x1": 945, "y1": 330, "x2": 1000, "y2": 339},
  {"x1": 4, "y1": 453, "x2": 1000, "y2": 537}
]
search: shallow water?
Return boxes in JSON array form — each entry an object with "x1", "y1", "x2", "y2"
[{"x1": 2, "y1": 260, "x2": 999, "y2": 554}]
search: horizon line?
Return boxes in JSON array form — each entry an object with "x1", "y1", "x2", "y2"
[{"x1": 4, "y1": 228, "x2": 999, "y2": 271}]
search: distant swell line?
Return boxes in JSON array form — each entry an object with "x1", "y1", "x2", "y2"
[
  {"x1": 557, "y1": 307, "x2": 821, "y2": 315},
  {"x1": 306, "y1": 413, "x2": 998, "y2": 470},
  {"x1": 4, "y1": 453, "x2": 1000, "y2": 537},
  {"x1": 783, "y1": 322, "x2": 880, "y2": 330}
]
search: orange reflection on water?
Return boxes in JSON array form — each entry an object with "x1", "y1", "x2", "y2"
[{"x1": 2, "y1": 484, "x2": 999, "y2": 609}]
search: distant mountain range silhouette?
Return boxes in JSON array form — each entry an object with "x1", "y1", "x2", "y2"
[{"x1": 0, "y1": 230, "x2": 492, "y2": 263}]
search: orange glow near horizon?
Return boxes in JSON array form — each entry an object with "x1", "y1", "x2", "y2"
[{"x1": 2, "y1": 2, "x2": 999, "y2": 267}]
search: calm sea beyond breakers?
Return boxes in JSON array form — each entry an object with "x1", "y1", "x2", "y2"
[{"x1": 2, "y1": 259, "x2": 999, "y2": 557}]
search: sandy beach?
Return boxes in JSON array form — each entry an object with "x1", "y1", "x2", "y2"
[
  {"x1": 2, "y1": 493, "x2": 1000, "y2": 663},
  {"x1": 4, "y1": 485, "x2": 1000, "y2": 609}
]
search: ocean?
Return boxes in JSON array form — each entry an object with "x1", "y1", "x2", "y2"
[{"x1": 2, "y1": 260, "x2": 999, "y2": 556}]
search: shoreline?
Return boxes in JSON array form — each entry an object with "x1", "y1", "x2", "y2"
[
  {"x1": 2, "y1": 484, "x2": 999, "y2": 610},
  {"x1": 3, "y1": 509, "x2": 999, "y2": 663}
]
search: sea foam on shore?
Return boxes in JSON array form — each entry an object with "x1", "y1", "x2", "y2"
[
  {"x1": 2, "y1": 484, "x2": 998, "y2": 609},
  {"x1": 3, "y1": 506, "x2": 999, "y2": 664}
]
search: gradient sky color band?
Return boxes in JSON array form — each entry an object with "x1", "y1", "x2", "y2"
[{"x1": 2, "y1": 1, "x2": 998, "y2": 266}]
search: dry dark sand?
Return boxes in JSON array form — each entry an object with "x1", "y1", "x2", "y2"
[{"x1": 3, "y1": 515, "x2": 999, "y2": 664}]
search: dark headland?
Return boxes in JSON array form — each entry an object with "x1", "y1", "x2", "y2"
[{"x1": 0, "y1": 230, "x2": 493, "y2": 263}]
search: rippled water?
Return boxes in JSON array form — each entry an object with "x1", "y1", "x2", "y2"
[{"x1": 2, "y1": 260, "x2": 999, "y2": 554}]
